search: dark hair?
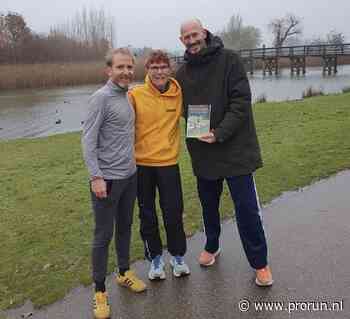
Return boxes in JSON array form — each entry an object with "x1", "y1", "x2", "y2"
[{"x1": 145, "y1": 50, "x2": 170, "y2": 69}]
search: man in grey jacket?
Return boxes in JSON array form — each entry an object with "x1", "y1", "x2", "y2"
[{"x1": 82, "y1": 48, "x2": 146, "y2": 319}]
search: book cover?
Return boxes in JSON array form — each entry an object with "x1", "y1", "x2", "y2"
[{"x1": 186, "y1": 104, "x2": 211, "y2": 138}]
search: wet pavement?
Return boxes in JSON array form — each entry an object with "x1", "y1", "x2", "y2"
[{"x1": 4, "y1": 171, "x2": 350, "y2": 319}]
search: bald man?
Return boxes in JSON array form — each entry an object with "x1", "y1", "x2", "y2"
[{"x1": 176, "y1": 19, "x2": 273, "y2": 287}]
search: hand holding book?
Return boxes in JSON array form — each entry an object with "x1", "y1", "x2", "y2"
[{"x1": 197, "y1": 130, "x2": 216, "y2": 143}]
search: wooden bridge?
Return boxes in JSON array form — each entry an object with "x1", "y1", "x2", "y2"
[{"x1": 172, "y1": 43, "x2": 350, "y2": 76}]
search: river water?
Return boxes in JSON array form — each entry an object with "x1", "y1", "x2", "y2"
[{"x1": 1, "y1": 65, "x2": 350, "y2": 140}]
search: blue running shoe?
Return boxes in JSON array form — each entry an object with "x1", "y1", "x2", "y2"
[
  {"x1": 170, "y1": 256, "x2": 190, "y2": 277},
  {"x1": 148, "y1": 255, "x2": 166, "y2": 280}
]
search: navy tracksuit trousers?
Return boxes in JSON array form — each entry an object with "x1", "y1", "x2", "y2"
[{"x1": 197, "y1": 173, "x2": 268, "y2": 269}]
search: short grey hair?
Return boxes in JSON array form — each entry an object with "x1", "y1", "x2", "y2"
[{"x1": 105, "y1": 48, "x2": 135, "y2": 67}]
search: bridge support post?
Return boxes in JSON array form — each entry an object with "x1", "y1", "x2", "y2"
[
  {"x1": 322, "y1": 55, "x2": 338, "y2": 75},
  {"x1": 248, "y1": 50, "x2": 254, "y2": 75},
  {"x1": 290, "y1": 56, "x2": 306, "y2": 76},
  {"x1": 244, "y1": 57, "x2": 254, "y2": 75},
  {"x1": 263, "y1": 57, "x2": 279, "y2": 76}
]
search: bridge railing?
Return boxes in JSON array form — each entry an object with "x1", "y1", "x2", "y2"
[
  {"x1": 170, "y1": 55, "x2": 184, "y2": 64},
  {"x1": 171, "y1": 43, "x2": 350, "y2": 65},
  {"x1": 239, "y1": 43, "x2": 350, "y2": 58}
]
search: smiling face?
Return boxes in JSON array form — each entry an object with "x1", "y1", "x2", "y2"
[
  {"x1": 180, "y1": 20, "x2": 207, "y2": 54},
  {"x1": 147, "y1": 61, "x2": 171, "y2": 91},
  {"x1": 145, "y1": 50, "x2": 171, "y2": 91},
  {"x1": 107, "y1": 53, "x2": 134, "y2": 88}
]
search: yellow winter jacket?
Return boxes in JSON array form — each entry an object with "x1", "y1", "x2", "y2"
[{"x1": 128, "y1": 75, "x2": 182, "y2": 166}]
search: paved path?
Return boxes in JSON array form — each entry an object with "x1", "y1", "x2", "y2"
[{"x1": 5, "y1": 171, "x2": 350, "y2": 319}]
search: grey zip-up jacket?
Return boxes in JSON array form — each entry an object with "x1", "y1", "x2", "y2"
[{"x1": 82, "y1": 80, "x2": 136, "y2": 180}]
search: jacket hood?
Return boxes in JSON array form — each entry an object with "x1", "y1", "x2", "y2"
[
  {"x1": 184, "y1": 30, "x2": 224, "y2": 65},
  {"x1": 145, "y1": 75, "x2": 181, "y2": 97}
]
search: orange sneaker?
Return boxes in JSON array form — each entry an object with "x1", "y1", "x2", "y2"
[
  {"x1": 255, "y1": 265, "x2": 273, "y2": 287},
  {"x1": 198, "y1": 248, "x2": 221, "y2": 266}
]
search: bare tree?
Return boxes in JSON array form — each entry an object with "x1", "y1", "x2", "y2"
[
  {"x1": 0, "y1": 9, "x2": 117, "y2": 64},
  {"x1": 218, "y1": 14, "x2": 261, "y2": 50},
  {"x1": 47, "y1": 6, "x2": 116, "y2": 63},
  {"x1": 268, "y1": 13, "x2": 302, "y2": 47},
  {"x1": 306, "y1": 36, "x2": 326, "y2": 45},
  {"x1": 51, "y1": 7, "x2": 116, "y2": 53},
  {"x1": 0, "y1": 13, "x2": 7, "y2": 63},
  {"x1": 306, "y1": 30, "x2": 346, "y2": 46},
  {"x1": 4, "y1": 12, "x2": 31, "y2": 46},
  {"x1": 327, "y1": 30, "x2": 345, "y2": 45},
  {"x1": 0, "y1": 13, "x2": 6, "y2": 44},
  {"x1": 0, "y1": 12, "x2": 32, "y2": 63}
]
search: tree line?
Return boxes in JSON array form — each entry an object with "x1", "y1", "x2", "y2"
[
  {"x1": 0, "y1": 8, "x2": 115, "y2": 64},
  {"x1": 0, "y1": 10, "x2": 347, "y2": 65},
  {"x1": 218, "y1": 13, "x2": 346, "y2": 51}
]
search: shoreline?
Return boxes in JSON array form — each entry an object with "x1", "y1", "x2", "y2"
[{"x1": 1, "y1": 60, "x2": 350, "y2": 91}]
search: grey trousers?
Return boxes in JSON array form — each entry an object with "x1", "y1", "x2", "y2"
[{"x1": 90, "y1": 173, "x2": 137, "y2": 282}]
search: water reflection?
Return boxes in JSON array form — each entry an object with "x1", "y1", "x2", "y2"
[
  {"x1": 1, "y1": 65, "x2": 350, "y2": 140},
  {"x1": 0, "y1": 85, "x2": 99, "y2": 140},
  {"x1": 250, "y1": 65, "x2": 350, "y2": 101}
]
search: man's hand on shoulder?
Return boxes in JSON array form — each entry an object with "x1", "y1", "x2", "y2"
[{"x1": 91, "y1": 177, "x2": 107, "y2": 198}]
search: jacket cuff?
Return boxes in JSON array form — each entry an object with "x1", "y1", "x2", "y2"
[
  {"x1": 213, "y1": 129, "x2": 225, "y2": 143},
  {"x1": 91, "y1": 175, "x2": 104, "y2": 181},
  {"x1": 89, "y1": 170, "x2": 103, "y2": 181}
]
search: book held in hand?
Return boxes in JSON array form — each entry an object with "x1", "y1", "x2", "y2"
[{"x1": 186, "y1": 104, "x2": 211, "y2": 138}]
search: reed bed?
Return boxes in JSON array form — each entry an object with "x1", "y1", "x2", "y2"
[{"x1": 0, "y1": 59, "x2": 147, "y2": 90}]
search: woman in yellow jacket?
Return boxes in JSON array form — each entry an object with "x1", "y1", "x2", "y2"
[{"x1": 129, "y1": 50, "x2": 190, "y2": 280}]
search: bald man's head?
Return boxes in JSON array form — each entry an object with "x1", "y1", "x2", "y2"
[
  {"x1": 180, "y1": 19, "x2": 204, "y2": 35},
  {"x1": 179, "y1": 19, "x2": 207, "y2": 55}
]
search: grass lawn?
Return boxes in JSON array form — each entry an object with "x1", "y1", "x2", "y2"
[{"x1": 1, "y1": 93, "x2": 350, "y2": 310}]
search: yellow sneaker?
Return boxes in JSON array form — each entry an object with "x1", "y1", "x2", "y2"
[
  {"x1": 93, "y1": 291, "x2": 110, "y2": 319},
  {"x1": 116, "y1": 270, "x2": 147, "y2": 293}
]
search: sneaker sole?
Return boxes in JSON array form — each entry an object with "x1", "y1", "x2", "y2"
[
  {"x1": 173, "y1": 270, "x2": 191, "y2": 277},
  {"x1": 199, "y1": 249, "x2": 221, "y2": 267},
  {"x1": 148, "y1": 273, "x2": 166, "y2": 281},
  {"x1": 93, "y1": 308, "x2": 111, "y2": 319},
  {"x1": 170, "y1": 260, "x2": 191, "y2": 277},
  {"x1": 255, "y1": 278, "x2": 274, "y2": 287},
  {"x1": 116, "y1": 280, "x2": 147, "y2": 293}
]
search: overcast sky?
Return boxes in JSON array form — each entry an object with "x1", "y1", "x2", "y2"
[{"x1": 2, "y1": 0, "x2": 350, "y2": 51}]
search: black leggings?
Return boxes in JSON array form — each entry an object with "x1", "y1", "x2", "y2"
[{"x1": 137, "y1": 164, "x2": 187, "y2": 260}]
